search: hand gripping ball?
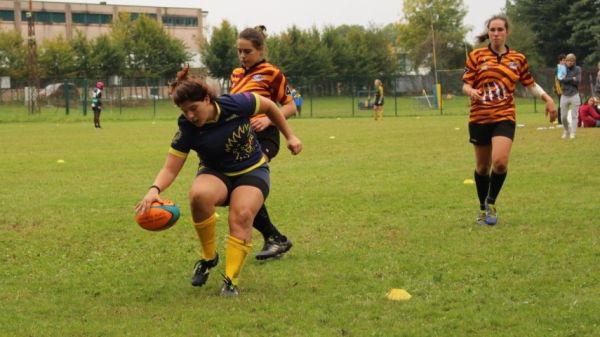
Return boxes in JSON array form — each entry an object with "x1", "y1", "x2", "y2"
[{"x1": 135, "y1": 200, "x2": 180, "y2": 231}]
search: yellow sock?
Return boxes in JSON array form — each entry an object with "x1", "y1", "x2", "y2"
[
  {"x1": 225, "y1": 235, "x2": 252, "y2": 286},
  {"x1": 193, "y1": 213, "x2": 217, "y2": 260}
]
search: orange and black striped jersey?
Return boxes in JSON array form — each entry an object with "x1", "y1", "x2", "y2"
[
  {"x1": 463, "y1": 45, "x2": 535, "y2": 124},
  {"x1": 229, "y1": 60, "x2": 293, "y2": 119}
]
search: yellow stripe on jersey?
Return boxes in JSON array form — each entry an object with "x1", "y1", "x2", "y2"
[
  {"x1": 223, "y1": 156, "x2": 266, "y2": 176},
  {"x1": 463, "y1": 46, "x2": 534, "y2": 124},
  {"x1": 168, "y1": 147, "x2": 188, "y2": 158},
  {"x1": 250, "y1": 92, "x2": 261, "y2": 116}
]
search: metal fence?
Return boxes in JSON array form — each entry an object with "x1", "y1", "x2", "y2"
[{"x1": 1, "y1": 67, "x2": 597, "y2": 119}]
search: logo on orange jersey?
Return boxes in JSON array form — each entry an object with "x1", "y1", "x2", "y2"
[
  {"x1": 252, "y1": 74, "x2": 264, "y2": 81},
  {"x1": 508, "y1": 62, "x2": 518, "y2": 70}
]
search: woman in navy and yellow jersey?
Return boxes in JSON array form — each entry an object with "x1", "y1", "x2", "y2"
[
  {"x1": 230, "y1": 25, "x2": 297, "y2": 260},
  {"x1": 135, "y1": 66, "x2": 302, "y2": 296},
  {"x1": 462, "y1": 15, "x2": 556, "y2": 226}
]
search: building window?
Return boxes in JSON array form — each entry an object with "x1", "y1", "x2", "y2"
[
  {"x1": 0, "y1": 10, "x2": 15, "y2": 21},
  {"x1": 72, "y1": 13, "x2": 113, "y2": 25},
  {"x1": 21, "y1": 11, "x2": 66, "y2": 24},
  {"x1": 118, "y1": 12, "x2": 157, "y2": 21},
  {"x1": 162, "y1": 15, "x2": 198, "y2": 27}
]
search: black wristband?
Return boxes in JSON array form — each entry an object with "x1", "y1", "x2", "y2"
[{"x1": 149, "y1": 185, "x2": 161, "y2": 193}]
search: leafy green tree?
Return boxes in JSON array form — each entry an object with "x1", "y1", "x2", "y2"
[
  {"x1": 200, "y1": 20, "x2": 238, "y2": 80},
  {"x1": 269, "y1": 26, "x2": 334, "y2": 79},
  {"x1": 111, "y1": 14, "x2": 190, "y2": 78},
  {"x1": 38, "y1": 35, "x2": 76, "y2": 79},
  {"x1": 70, "y1": 30, "x2": 92, "y2": 78},
  {"x1": 565, "y1": 0, "x2": 600, "y2": 66},
  {"x1": 89, "y1": 34, "x2": 126, "y2": 79},
  {"x1": 396, "y1": 0, "x2": 469, "y2": 71},
  {"x1": 0, "y1": 30, "x2": 26, "y2": 78},
  {"x1": 508, "y1": 0, "x2": 573, "y2": 67}
]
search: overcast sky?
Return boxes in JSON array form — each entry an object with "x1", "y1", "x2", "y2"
[{"x1": 50, "y1": 0, "x2": 505, "y2": 41}]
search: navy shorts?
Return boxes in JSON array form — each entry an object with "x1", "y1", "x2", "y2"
[
  {"x1": 469, "y1": 120, "x2": 516, "y2": 145},
  {"x1": 197, "y1": 164, "x2": 270, "y2": 206},
  {"x1": 257, "y1": 126, "x2": 280, "y2": 161}
]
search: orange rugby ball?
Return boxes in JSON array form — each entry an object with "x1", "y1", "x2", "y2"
[{"x1": 135, "y1": 200, "x2": 180, "y2": 231}]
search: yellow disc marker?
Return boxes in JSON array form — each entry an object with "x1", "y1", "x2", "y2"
[
  {"x1": 386, "y1": 288, "x2": 411, "y2": 301},
  {"x1": 463, "y1": 179, "x2": 474, "y2": 185}
]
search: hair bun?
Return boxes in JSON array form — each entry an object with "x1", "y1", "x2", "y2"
[
  {"x1": 254, "y1": 25, "x2": 267, "y2": 38},
  {"x1": 176, "y1": 65, "x2": 190, "y2": 81}
]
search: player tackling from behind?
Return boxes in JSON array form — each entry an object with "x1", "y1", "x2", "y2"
[
  {"x1": 135, "y1": 66, "x2": 302, "y2": 296},
  {"x1": 230, "y1": 25, "x2": 297, "y2": 260},
  {"x1": 462, "y1": 14, "x2": 557, "y2": 226}
]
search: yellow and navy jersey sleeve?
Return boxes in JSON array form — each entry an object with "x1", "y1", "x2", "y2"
[
  {"x1": 463, "y1": 46, "x2": 534, "y2": 124},
  {"x1": 169, "y1": 115, "x2": 192, "y2": 158}
]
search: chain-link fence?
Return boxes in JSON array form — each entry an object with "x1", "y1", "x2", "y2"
[{"x1": 1, "y1": 67, "x2": 597, "y2": 121}]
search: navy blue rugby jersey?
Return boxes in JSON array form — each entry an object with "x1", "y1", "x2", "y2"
[{"x1": 168, "y1": 92, "x2": 266, "y2": 176}]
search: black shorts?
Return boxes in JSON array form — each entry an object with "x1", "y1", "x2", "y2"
[
  {"x1": 257, "y1": 126, "x2": 280, "y2": 161},
  {"x1": 197, "y1": 164, "x2": 270, "y2": 206},
  {"x1": 469, "y1": 120, "x2": 516, "y2": 145}
]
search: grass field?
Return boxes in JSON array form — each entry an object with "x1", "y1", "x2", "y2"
[{"x1": 1, "y1": 111, "x2": 599, "y2": 336}]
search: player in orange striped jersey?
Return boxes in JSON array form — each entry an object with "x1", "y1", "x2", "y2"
[
  {"x1": 230, "y1": 25, "x2": 297, "y2": 259},
  {"x1": 463, "y1": 15, "x2": 556, "y2": 226}
]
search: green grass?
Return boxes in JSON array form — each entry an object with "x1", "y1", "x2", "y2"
[{"x1": 1, "y1": 113, "x2": 598, "y2": 336}]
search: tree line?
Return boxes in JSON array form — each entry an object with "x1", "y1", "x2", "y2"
[{"x1": 0, "y1": 0, "x2": 597, "y2": 83}]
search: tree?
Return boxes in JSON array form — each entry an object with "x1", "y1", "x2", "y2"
[
  {"x1": 0, "y1": 30, "x2": 26, "y2": 78},
  {"x1": 269, "y1": 26, "x2": 334, "y2": 79},
  {"x1": 70, "y1": 30, "x2": 92, "y2": 78},
  {"x1": 111, "y1": 13, "x2": 190, "y2": 78},
  {"x1": 396, "y1": 0, "x2": 469, "y2": 72},
  {"x1": 38, "y1": 35, "x2": 76, "y2": 79},
  {"x1": 565, "y1": 0, "x2": 600, "y2": 66},
  {"x1": 200, "y1": 20, "x2": 238, "y2": 80},
  {"x1": 89, "y1": 34, "x2": 126, "y2": 79}
]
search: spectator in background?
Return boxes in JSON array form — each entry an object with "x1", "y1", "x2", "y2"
[
  {"x1": 553, "y1": 54, "x2": 566, "y2": 125},
  {"x1": 291, "y1": 86, "x2": 303, "y2": 117},
  {"x1": 578, "y1": 97, "x2": 600, "y2": 127},
  {"x1": 595, "y1": 61, "x2": 600, "y2": 97},
  {"x1": 559, "y1": 53, "x2": 581, "y2": 139}
]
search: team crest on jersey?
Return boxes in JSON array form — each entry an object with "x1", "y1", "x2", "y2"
[
  {"x1": 480, "y1": 63, "x2": 489, "y2": 71},
  {"x1": 225, "y1": 124, "x2": 256, "y2": 161},
  {"x1": 508, "y1": 62, "x2": 518, "y2": 70},
  {"x1": 252, "y1": 74, "x2": 264, "y2": 81},
  {"x1": 285, "y1": 85, "x2": 291, "y2": 96}
]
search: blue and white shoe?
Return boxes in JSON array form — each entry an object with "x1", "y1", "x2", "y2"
[{"x1": 485, "y1": 203, "x2": 497, "y2": 225}]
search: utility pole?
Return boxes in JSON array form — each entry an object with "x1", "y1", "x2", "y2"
[{"x1": 26, "y1": 0, "x2": 40, "y2": 113}]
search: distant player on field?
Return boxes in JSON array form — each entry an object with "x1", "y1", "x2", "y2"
[
  {"x1": 462, "y1": 14, "x2": 557, "y2": 226},
  {"x1": 373, "y1": 79, "x2": 384, "y2": 120},
  {"x1": 92, "y1": 81, "x2": 103, "y2": 128},
  {"x1": 230, "y1": 25, "x2": 296, "y2": 260}
]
